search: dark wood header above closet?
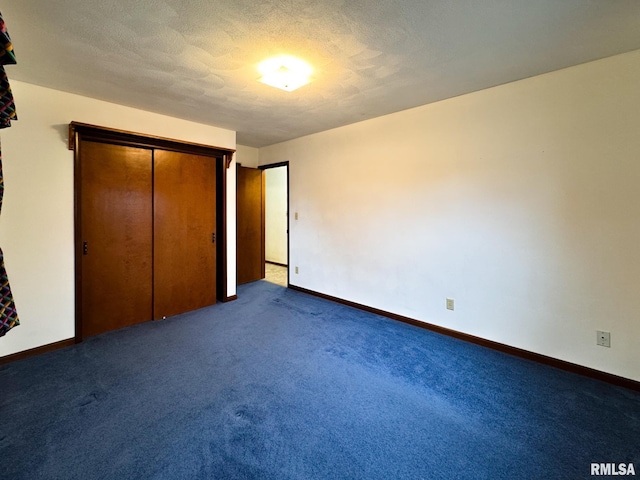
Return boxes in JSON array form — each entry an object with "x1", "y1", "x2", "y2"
[{"x1": 68, "y1": 121, "x2": 236, "y2": 168}]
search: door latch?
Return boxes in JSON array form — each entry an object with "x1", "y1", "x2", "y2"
[
  {"x1": 211, "y1": 232, "x2": 216, "y2": 244},
  {"x1": 83, "y1": 241, "x2": 88, "y2": 255}
]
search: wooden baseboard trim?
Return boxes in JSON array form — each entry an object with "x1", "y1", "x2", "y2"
[
  {"x1": 0, "y1": 339, "x2": 76, "y2": 366},
  {"x1": 222, "y1": 295, "x2": 238, "y2": 303},
  {"x1": 266, "y1": 261, "x2": 288, "y2": 268},
  {"x1": 288, "y1": 284, "x2": 640, "y2": 392}
]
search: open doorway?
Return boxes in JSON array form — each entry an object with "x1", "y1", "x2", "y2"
[{"x1": 260, "y1": 162, "x2": 289, "y2": 287}]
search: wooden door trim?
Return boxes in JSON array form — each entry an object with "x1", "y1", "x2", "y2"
[
  {"x1": 261, "y1": 171, "x2": 266, "y2": 278},
  {"x1": 69, "y1": 122, "x2": 235, "y2": 165},
  {"x1": 72, "y1": 122, "x2": 233, "y2": 341},
  {"x1": 73, "y1": 132, "x2": 83, "y2": 342}
]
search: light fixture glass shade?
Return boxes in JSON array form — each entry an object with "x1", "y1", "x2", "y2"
[{"x1": 258, "y1": 56, "x2": 312, "y2": 92}]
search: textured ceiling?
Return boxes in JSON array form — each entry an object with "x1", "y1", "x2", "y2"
[{"x1": 4, "y1": 1, "x2": 640, "y2": 147}]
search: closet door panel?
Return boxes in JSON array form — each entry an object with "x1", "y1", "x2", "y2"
[
  {"x1": 80, "y1": 141, "x2": 153, "y2": 337},
  {"x1": 154, "y1": 150, "x2": 217, "y2": 319}
]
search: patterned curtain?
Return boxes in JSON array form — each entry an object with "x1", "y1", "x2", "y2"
[{"x1": 0, "y1": 10, "x2": 19, "y2": 337}]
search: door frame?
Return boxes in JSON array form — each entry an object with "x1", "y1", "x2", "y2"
[
  {"x1": 69, "y1": 122, "x2": 235, "y2": 342},
  {"x1": 259, "y1": 161, "x2": 290, "y2": 287}
]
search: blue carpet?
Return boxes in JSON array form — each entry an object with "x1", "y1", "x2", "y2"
[{"x1": 1, "y1": 281, "x2": 639, "y2": 479}]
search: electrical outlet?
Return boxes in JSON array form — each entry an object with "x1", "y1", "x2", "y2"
[
  {"x1": 596, "y1": 330, "x2": 611, "y2": 348},
  {"x1": 446, "y1": 298, "x2": 454, "y2": 311},
  {"x1": 295, "y1": 266, "x2": 299, "y2": 274}
]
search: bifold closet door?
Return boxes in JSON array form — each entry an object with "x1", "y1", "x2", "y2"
[
  {"x1": 80, "y1": 141, "x2": 153, "y2": 337},
  {"x1": 153, "y1": 150, "x2": 217, "y2": 319}
]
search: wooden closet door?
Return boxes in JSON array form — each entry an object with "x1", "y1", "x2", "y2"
[
  {"x1": 153, "y1": 150, "x2": 217, "y2": 319},
  {"x1": 237, "y1": 166, "x2": 265, "y2": 285},
  {"x1": 80, "y1": 141, "x2": 153, "y2": 337}
]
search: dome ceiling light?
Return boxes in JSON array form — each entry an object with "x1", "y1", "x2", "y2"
[{"x1": 258, "y1": 56, "x2": 313, "y2": 92}]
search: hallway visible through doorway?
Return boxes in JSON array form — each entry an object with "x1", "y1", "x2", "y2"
[
  {"x1": 262, "y1": 163, "x2": 289, "y2": 287},
  {"x1": 264, "y1": 262, "x2": 287, "y2": 287}
]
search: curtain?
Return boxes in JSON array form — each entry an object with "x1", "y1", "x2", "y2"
[{"x1": 0, "y1": 10, "x2": 19, "y2": 337}]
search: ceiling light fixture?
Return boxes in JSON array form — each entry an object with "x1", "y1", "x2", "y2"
[{"x1": 258, "y1": 56, "x2": 312, "y2": 92}]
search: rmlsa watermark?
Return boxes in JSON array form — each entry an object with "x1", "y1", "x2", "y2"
[{"x1": 591, "y1": 463, "x2": 636, "y2": 476}]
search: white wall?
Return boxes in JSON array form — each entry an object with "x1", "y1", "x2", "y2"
[
  {"x1": 0, "y1": 81, "x2": 236, "y2": 357},
  {"x1": 235, "y1": 144, "x2": 259, "y2": 168},
  {"x1": 265, "y1": 166, "x2": 288, "y2": 264},
  {"x1": 259, "y1": 49, "x2": 640, "y2": 382}
]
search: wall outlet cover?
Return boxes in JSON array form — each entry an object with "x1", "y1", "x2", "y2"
[
  {"x1": 446, "y1": 298, "x2": 454, "y2": 311},
  {"x1": 596, "y1": 330, "x2": 611, "y2": 348}
]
